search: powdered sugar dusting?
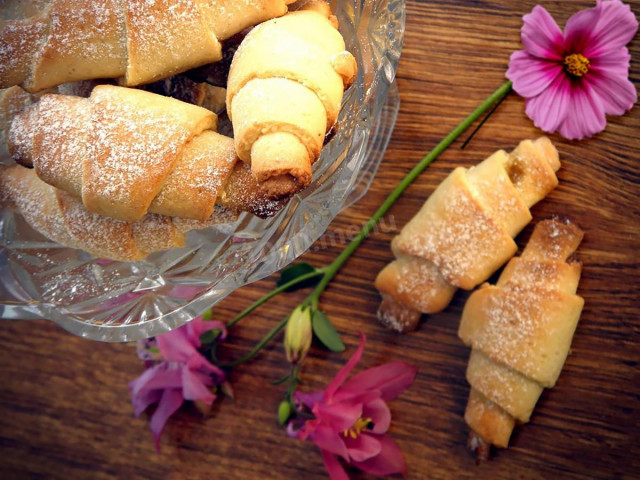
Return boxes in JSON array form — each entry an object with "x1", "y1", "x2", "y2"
[
  {"x1": 149, "y1": 131, "x2": 237, "y2": 219},
  {"x1": 84, "y1": 86, "x2": 213, "y2": 219},
  {"x1": 396, "y1": 171, "x2": 515, "y2": 289},
  {"x1": 0, "y1": 15, "x2": 49, "y2": 88},
  {"x1": 467, "y1": 349, "x2": 542, "y2": 422},
  {"x1": 30, "y1": 0, "x2": 127, "y2": 88},
  {"x1": 125, "y1": 0, "x2": 221, "y2": 84},
  {"x1": 31, "y1": 94, "x2": 89, "y2": 194},
  {"x1": 1, "y1": 166, "x2": 80, "y2": 249},
  {"x1": 133, "y1": 213, "x2": 184, "y2": 253}
]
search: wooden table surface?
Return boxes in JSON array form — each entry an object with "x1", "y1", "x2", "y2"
[{"x1": 1, "y1": 1, "x2": 639, "y2": 479}]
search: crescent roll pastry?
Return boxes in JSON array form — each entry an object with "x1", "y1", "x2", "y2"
[
  {"x1": 226, "y1": 3, "x2": 357, "y2": 198},
  {"x1": 458, "y1": 218, "x2": 585, "y2": 453},
  {"x1": 8, "y1": 84, "x2": 281, "y2": 222},
  {"x1": 0, "y1": 0, "x2": 295, "y2": 92},
  {"x1": 0, "y1": 86, "x2": 38, "y2": 162},
  {"x1": 375, "y1": 137, "x2": 561, "y2": 332},
  {"x1": 0, "y1": 164, "x2": 237, "y2": 261}
]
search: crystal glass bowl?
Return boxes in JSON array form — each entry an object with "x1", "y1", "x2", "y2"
[{"x1": 0, "y1": 0, "x2": 405, "y2": 342}]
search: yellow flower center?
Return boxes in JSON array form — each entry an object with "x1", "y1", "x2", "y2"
[
  {"x1": 564, "y1": 53, "x2": 590, "y2": 77},
  {"x1": 343, "y1": 417, "x2": 373, "y2": 440}
]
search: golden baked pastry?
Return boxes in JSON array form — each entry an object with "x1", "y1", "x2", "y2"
[
  {"x1": 0, "y1": 0, "x2": 296, "y2": 92},
  {"x1": 375, "y1": 138, "x2": 561, "y2": 332},
  {"x1": 458, "y1": 218, "x2": 585, "y2": 453},
  {"x1": 0, "y1": 86, "x2": 37, "y2": 161},
  {"x1": 8, "y1": 85, "x2": 280, "y2": 222},
  {"x1": 226, "y1": 2, "x2": 357, "y2": 198},
  {"x1": 0, "y1": 164, "x2": 237, "y2": 261}
]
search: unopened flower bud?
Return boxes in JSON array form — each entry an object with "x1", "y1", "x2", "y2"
[
  {"x1": 284, "y1": 305, "x2": 312, "y2": 364},
  {"x1": 278, "y1": 400, "x2": 292, "y2": 426}
]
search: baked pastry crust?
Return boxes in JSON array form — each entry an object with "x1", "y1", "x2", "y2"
[
  {"x1": 0, "y1": 164, "x2": 237, "y2": 261},
  {"x1": 459, "y1": 218, "x2": 585, "y2": 450},
  {"x1": 0, "y1": 0, "x2": 295, "y2": 92},
  {"x1": 226, "y1": 6, "x2": 356, "y2": 198},
  {"x1": 375, "y1": 138, "x2": 561, "y2": 332},
  {"x1": 8, "y1": 85, "x2": 279, "y2": 222}
]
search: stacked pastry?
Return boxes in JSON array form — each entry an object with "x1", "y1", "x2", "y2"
[
  {"x1": 0, "y1": 82, "x2": 262, "y2": 261},
  {"x1": 0, "y1": 1, "x2": 357, "y2": 261},
  {"x1": 0, "y1": 0, "x2": 296, "y2": 91},
  {"x1": 375, "y1": 138, "x2": 561, "y2": 332},
  {"x1": 458, "y1": 218, "x2": 585, "y2": 454},
  {"x1": 0, "y1": 164, "x2": 241, "y2": 261},
  {"x1": 226, "y1": 2, "x2": 356, "y2": 197},
  {"x1": 8, "y1": 84, "x2": 279, "y2": 221}
]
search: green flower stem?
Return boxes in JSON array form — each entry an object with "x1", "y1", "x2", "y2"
[
  {"x1": 309, "y1": 80, "x2": 513, "y2": 306},
  {"x1": 285, "y1": 363, "x2": 302, "y2": 401},
  {"x1": 226, "y1": 269, "x2": 325, "y2": 329},
  {"x1": 219, "y1": 314, "x2": 291, "y2": 368}
]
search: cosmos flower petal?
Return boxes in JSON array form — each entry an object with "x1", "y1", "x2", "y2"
[
  {"x1": 557, "y1": 81, "x2": 607, "y2": 140},
  {"x1": 345, "y1": 433, "x2": 382, "y2": 463},
  {"x1": 321, "y1": 451, "x2": 350, "y2": 480},
  {"x1": 512, "y1": 1, "x2": 637, "y2": 140},
  {"x1": 149, "y1": 388, "x2": 184, "y2": 452},
  {"x1": 564, "y1": 2, "x2": 603, "y2": 54},
  {"x1": 588, "y1": 63, "x2": 637, "y2": 115},
  {"x1": 524, "y1": 73, "x2": 572, "y2": 134},
  {"x1": 507, "y1": 50, "x2": 564, "y2": 98},
  {"x1": 362, "y1": 398, "x2": 392, "y2": 434},
  {"x1": 352, "y1": 435, "x2": 407, "y2": 477},
  {"x1": 341, "y1": 361, "x2": 417, "y2": 402},
  {"x1": 583, "y1": 0, "x2": 639, "y2": 57},
  {"x1": 589, "y1": 43, "x2": 633, "y2": 77},
  {"x1": 521, "y1": 5, "x2": 564, "y2": 60}
]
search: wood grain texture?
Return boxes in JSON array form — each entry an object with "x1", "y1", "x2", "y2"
[{"x1": 1, "y1": 1, "x2": 639, "y2": 479}]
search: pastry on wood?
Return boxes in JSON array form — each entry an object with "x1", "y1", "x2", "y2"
[
  {"x1": 458, "y1": 218, "x2": 584, "y2": 454},
  {"x1": 226, "y1": 1, "x2": 357, "y2": 198},
  {"x1": 0, "y1": 0, "x2": 296, "y2": 92},
  {"x1": 375, "y1": 137, "x2": 561, "y2": 332},
  {"x1": 8, "y1": 84, "x2": 282, "y2": 222},
  {"x1": 0, "y1": 164, "x2": 236, "y2": 261}
]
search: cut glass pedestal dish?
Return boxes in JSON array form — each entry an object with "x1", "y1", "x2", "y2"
[{"x1": 0, "y1": 0, "x2": 406, "y2": 342}]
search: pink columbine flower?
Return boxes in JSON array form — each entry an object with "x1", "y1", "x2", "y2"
[
  {"x1": 129, "y1": 317, "x2": 227, "y2": 451},
  {"x1": 292, "y1": 332, "x2": 417, "y2": 480},
  {"x1": 507, "y1": 0, "x2": 638, "y2": 140}
]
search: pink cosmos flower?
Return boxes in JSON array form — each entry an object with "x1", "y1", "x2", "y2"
[
  {"x1": 129, "y1": 317, "x2": 227, "y2": 451},
  {"x1": 507, "y1": 0, "x2": 638, "y2": 140},
  {"x1": 292, "y1": 333, "x2": 417, "y2": 480}
]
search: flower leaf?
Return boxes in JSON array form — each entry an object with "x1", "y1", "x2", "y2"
[
  {"x1": 277, "y1": 263, "x2": 319, "y2": 291},
  {"x1": 312, "y1": 310, "x2": 345, "y2": 352}
]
